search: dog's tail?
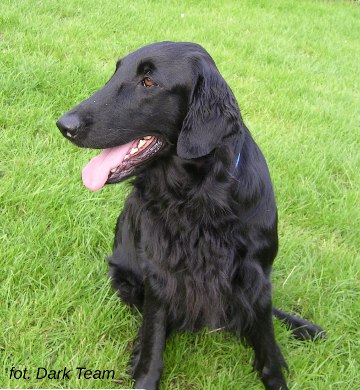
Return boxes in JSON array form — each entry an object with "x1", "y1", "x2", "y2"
[{"x1": 272, "y1": 307, "x2": 326, "y2": 340}]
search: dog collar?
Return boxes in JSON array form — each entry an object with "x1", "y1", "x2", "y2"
[{"x1": 235, "y1": 152, "x2": 241, "y2": 168}]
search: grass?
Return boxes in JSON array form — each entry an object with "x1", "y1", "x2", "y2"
[{"x1": 0, "y1": 0, "x2": 359, "y2": 388}]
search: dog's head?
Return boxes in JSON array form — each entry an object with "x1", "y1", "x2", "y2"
[{"x1": 56, "y1": 42, "x2": 243, "y2": 191}]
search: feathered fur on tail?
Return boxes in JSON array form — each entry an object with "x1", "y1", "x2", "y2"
[{"x1": 273, "y1": 307, "x2": 326, "y2": 340}]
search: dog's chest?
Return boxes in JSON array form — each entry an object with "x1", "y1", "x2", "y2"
[
  {"x1": 138, "y1": 202, "x2": 240, "y2": 329},
  {"x1": 140, "y1": 201, "x2": 237, "y2": 265}
]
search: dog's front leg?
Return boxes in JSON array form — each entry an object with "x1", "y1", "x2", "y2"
[
  {"x1": 132, "y1": 281, "x2": 167, "y2": 390},
  {"x1": 247, "y1": 303, "x2": 288, "y2": 390}
]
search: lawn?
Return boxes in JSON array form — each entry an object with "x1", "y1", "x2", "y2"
[{"x1": 0, "y1": 0, "x2": 359, "y2": 389}]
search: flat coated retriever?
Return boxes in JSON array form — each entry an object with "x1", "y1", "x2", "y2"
[{"x1": 57, "y1": 42, "x2": 325, "y2": 390}]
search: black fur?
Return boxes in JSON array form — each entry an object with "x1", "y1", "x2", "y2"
[{"x1": 57, "y1": 42, "x2": 325, "y2": 390}]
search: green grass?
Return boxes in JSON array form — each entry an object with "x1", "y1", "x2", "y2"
[{"x1": 1, "y1": 0, "x2": 359, "y2": 388}]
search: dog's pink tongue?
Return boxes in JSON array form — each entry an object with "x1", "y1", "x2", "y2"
[{"x1": 82, "y1": 144, "x2": 131, "y2": 191}]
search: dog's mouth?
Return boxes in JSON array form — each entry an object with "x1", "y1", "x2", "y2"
[{"x1": 82, "y1": 136, "x2": 165, "y2": 191}]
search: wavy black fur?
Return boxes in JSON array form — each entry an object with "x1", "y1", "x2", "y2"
[{"x1": 57, "y1": 41, "x2": 325, "y2": 390}]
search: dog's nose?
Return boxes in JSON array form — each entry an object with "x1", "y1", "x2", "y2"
[{"x1": 56, "y1": 113, "x2": 81, "y2": 138}]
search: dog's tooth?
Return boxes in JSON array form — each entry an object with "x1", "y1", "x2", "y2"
[
  {"x1": 110, "y1": 168, "x2": 116, "y2": 173},
  {"x1": 130, "y1": 148, "x2": 138, "y2": 155},
  {"x1": 138, "y1": 139, "x2": 146, "y2": 148},
  {"x1": 143, "y1": 136, "x2": 152, "y2": 140},
  {"x1": 124, "y1": 155, "x2": 129, "y2": 160}
]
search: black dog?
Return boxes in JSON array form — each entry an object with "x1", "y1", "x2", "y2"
[{"x1": 57, "y1": 42, "x2": 324, "y2": 390}]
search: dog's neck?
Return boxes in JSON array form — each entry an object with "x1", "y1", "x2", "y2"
[
  {"x1": 134, "y1": 129, "x2": 274, "y2": 221},
  {"x1": 133, "y1": 143, "x2": 241, "y2": 211}
]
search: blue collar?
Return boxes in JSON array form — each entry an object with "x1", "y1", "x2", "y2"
[{"x1": 235, "y1": 152, "x2": 241, "y2": 168}]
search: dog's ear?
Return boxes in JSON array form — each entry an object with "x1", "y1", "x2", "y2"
[{"x1": 177, "y1": 58, "x2": 242, "y2": 159}]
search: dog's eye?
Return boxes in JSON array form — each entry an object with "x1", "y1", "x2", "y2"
[{"x1": 142, "y1": 77, "x2": 157, "y2": 88}]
